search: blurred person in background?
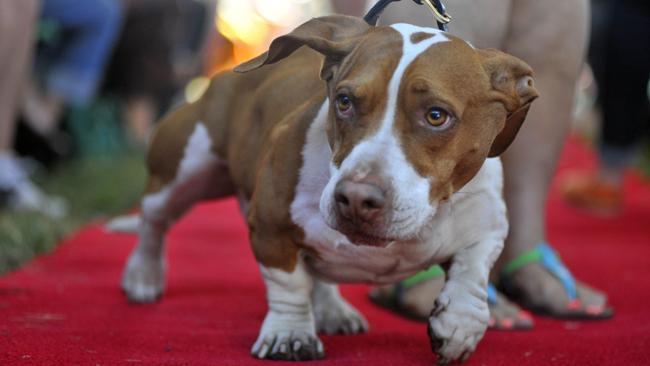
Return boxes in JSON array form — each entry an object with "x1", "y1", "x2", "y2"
[
  {"x1": 21, "y1": 0, "x2": 123, "y2": 140},
  {"x1": 0, "y1": 0, "x2": 65, "y2": 217},
  {"x1": 351, "y1": 0, "x2": 613, "y2": 329},
  {"x1": 561, "y1": 0, "x2": 650, "y2": 214},
  {"x1": 104, "y1": 0, "x2": 216, "y2": 145}
]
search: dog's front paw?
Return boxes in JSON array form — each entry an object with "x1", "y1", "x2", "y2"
[
  {"x1": 252, "y1": 329, "x2": 324, "y2": 361},
  {"x1": 314, "y1": 296, "x2": 368, "y2": 335},
  {"x1": 121, "y1": 251, "x2": 165, "y2": 303},
  {"x1": 252, "y1": 310, "x2": 324, "y2": 361},
  {"x1": 428, "y1": 291, "x2": 489, "y2": 364}
]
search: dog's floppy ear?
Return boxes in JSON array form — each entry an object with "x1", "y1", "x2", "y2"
[
  {"x1": 234, "y1": 15, "x2": 370, "y2": 80},
  {"x1": 479, "y1": 49, "x2": 539, "y2": 157}
]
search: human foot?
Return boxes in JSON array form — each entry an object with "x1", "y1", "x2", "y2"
[
  {"x1": 499, "y1": 243, "x2": 613, "y2": 319},
  {"x1": 0, "y1": 154, "x2": 67, "y2": 218},
  {"x1": 559, "y1": 172, "x2": 622, "y2": 215},
  {"x1": 487, "y1": 284, "x2": 533, "y2": 330},
  {"x1": 369, "y1": 266, "x2": 534, "y2": 330},
  {"x1": 369, "y1": 266, "x2": 446, "y2": 321}
]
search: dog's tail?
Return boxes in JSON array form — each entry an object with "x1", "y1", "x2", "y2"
[{"x1": 105, "y1": 214, "x2": 140, "y2": 233}]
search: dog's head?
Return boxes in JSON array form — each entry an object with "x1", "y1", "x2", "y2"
[{"x1": 236, "y1": 15, "x2": 537, "y2": 246}]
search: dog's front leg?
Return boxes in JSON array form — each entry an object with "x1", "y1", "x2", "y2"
[
  {"x1": 428, "y1": 237, "x2": 503, "y2": 364},
  {"x1": 253, "y1": 256, "x2": 324, "y2": 361}
]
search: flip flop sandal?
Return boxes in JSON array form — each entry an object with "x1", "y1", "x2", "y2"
[
  {"x1": 369, "y1": 266, "x2": 532, "y2": 329},
  {"x1": 487, "y1": 283, "x2": 534, "y2": 331},
  {"x1": 498, "y1": 243, "x2": 614, "y2": 320},
  {"x1": 368, "y1": 265, "x2": 445, "y2": 322}
]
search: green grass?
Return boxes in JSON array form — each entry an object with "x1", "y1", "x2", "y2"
[{"x1": 0, "y1": 152, "x2": 146, "y2": 274}]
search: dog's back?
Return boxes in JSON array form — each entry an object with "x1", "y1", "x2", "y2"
[{"x1": 144, "y1": 47, "x2": 325, "y2": 196}]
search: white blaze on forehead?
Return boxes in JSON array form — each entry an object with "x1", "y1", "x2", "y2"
[
  {"x1": 341, "y1": 24, "x2": 449, "y2": 171},
  {"x1": 334, "y1": 24, "x2": 450, "y2": 174},
  {"x1": 379, "y1": 23, "x2": 449, "y2": 137},
  {"x1": 141, "y1": 122, "x2": 222, "y2": 221}
]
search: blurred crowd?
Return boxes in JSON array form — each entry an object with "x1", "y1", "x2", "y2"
[
  {"x1": 0, "y1": 0, "x2": 220, "y2": 217},
  {"x1": 0, "y1": 0, "x2": 648, "y2": 219},
  {"x1": 0, "y1": 0, "x2": 364, "y2": 218}
]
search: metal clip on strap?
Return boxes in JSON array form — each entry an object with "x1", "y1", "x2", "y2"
[{"x1": 363, "y1": 0, "x2": 451, "y2": 31}]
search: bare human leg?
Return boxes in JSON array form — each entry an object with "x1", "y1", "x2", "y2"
[
  {"x1": 496, "y1": 0, "x2": 611, "y2": 318},
  {"x1": 329, "y1": 0, "x2": 366, "y2": 16},
  {"x1": 0, "y1": 0, "x2": 38, "y2": 154},
  {"x1": 0, "y1": 0, "x2": 66, "y2": 218},
  {"x1": 364, "y1": 0, "x2": 610, "y2": 322}
]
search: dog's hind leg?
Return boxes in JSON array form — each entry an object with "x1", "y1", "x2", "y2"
[
  {"x1": 122, "y1": 103, "x2": 234, "y2": 303},
  {"x1": 312, "y1": 280, "x2": 368, "y2": 335}
]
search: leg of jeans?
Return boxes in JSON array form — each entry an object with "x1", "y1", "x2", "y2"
[
  {"x1": 40, "y1": 0, "x2": 123, "y2": 104},
  {"x1": 497, "y1": 0, "x2": 590, "y2": 263}
]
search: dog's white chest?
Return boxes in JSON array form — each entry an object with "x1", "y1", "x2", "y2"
[{"x1": 289, "y1": 102, "x2": 454, "y2": 284}]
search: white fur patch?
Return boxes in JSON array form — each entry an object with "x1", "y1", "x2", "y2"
[{"x1": 141, "y1": 122, "x2": 222, "y2": 222}]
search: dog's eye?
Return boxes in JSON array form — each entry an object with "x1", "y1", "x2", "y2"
[
  {"x1": 336, "y1": 94, "x2": 353, "y2": 115},
  {"x1": 425, "y1": 107, "x2": 451, "y2": 127}
]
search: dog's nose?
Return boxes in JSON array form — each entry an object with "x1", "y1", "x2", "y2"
[{"x1": 334, "y1": 180, "x2": 386, "y2": 224}]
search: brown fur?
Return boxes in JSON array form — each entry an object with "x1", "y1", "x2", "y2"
[
  {"x1": 411, "y1": 32, "x2": 435, "y2": 43},
  {"x1": 327, "y1": 27, "x2": 402, "y2": 167}
]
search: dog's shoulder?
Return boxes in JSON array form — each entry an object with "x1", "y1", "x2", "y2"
[
  {"x1": 458, "y1": 157, "x2": 504, "y2": 198},
  {"x1": 444, "y1": 158, "x2": 508, "y2": 246}
]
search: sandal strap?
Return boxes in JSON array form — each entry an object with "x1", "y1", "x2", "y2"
[
  {"x1": 400, "y1": 266, "x2": 499, "y2": 305},
  {"x1": 401, "y1": 265, "x2": 444, "y2": 289},
  {"x1": 502, "y1": 243, "x2": 577, "y2": 301},
  {"x1": 487, "y1": 283, "x2": 498, "y2": 305},
  {"x1": 393, "y1": 265, "x2": 444, "y2": 309}
]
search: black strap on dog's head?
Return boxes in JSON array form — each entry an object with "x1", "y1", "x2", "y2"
[{"x1": 363, "y1": 0, "x2": 451, "y2": 31}]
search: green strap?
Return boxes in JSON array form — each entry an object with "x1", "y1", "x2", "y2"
[
  {"x1": 502, "y1": 247, "x2": 542, "y2": 275},
  {"x1": 401, "y1": 265, "x2": 444, "y2": 289},
  {"x1": 502, "y1": 243, "x2": 578, "y2": 301}
]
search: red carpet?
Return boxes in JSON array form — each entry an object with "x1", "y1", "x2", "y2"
[{"x1": 1, "y1": 139, "x2": 650, "y2": 366}]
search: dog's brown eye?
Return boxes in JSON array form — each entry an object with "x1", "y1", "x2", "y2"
[
  {"x1": 336, "y1": 94, "x2": 352, "y2": 112},
  {"x1": 425, "y1": 107, "x2": 450, "y2": 127}
]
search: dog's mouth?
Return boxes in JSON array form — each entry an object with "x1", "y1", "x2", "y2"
[
  {"x1": 339, "y1": 228, "x2": 395, "y2": 248},
  {"x1": 325, "y1": 210, "x2": 397, "y2": 248}
]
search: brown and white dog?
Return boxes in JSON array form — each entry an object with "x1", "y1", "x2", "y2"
[{"x1": 121, "y1": 15, "x2": 537, "y2": 363}]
